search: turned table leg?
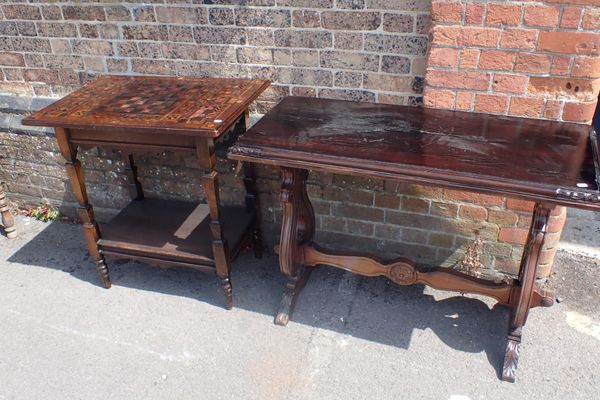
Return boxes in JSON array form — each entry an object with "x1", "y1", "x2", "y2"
[
  {"x1": 275, "y1": 168, "x2": 315, "y2": 326},
  {"x1": 55, "y1": 128, "x2": 110, "y2": 288},
  {"x1": 0, "y1": 185, "x2": 16, "y2": 239},
  {"x1": 122, "y1": 153, "x2": 144, "y2": 200},
  {"x1": 502, "y1": 202, "x2": 554, "y2": 382},
  {"x1": 198, "y1": 137, "x2": 233, "y2": 309},
  {"x1": 243, "y1": 162, "x2": 263, "y2": 259},
  {"x1": 238, "y1": 110, "x2": 263, "y2": 259}
]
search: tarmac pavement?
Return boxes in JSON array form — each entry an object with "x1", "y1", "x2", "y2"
[{"x1": 1, "y1": 216, "x2": 599, "y2": 400}]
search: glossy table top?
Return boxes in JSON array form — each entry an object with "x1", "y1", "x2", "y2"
[
  {"x1": 230, "y1": 97, "x2": 599, "y2": 209},
  {"x1": 23, "y1": 75, "x2": 270, "y2": 137}
]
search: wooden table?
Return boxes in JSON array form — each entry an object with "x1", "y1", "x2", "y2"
[
  {"x1": 0, "y1": 185, "x2": 16, "y2": 239},
  {"x1": 23, "y1": 75, "x2": 269, "y2": 309},
  {"x1": 229, "y1": 96, "x2": 600, "y2": 382}
]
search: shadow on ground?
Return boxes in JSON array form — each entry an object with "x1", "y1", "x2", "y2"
[{"x1": 8, "y1": 220, "x2": 509, "y2": 378}]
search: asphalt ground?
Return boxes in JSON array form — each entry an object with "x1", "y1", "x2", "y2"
[{"x1": 1, "y1": 216, "x2": 599, "y2": 400}]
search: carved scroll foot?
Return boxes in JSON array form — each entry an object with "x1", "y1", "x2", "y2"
[
  {"x1": 252, "y1": 227, "x2": 263, "y2": 259},
  {"x1": 275, "y1": 266, "x2": 312, "y2": 326},
  {"x1": 502, "y1": 336, "x2": 521, "y2": 383},
  {"x1": 221, "y1": 277, "x2": 233, "y2": 310},
  {"x1": 95, "y1": 256, "x2": 111, "y2": 289}
]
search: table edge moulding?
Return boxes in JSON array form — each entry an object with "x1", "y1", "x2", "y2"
[
  {"x1": 22, "y1": 75, "x2": 270, "y2": 309},
  {"x1": 228, "y1": 96, "x2": 600, "y2": 383}
]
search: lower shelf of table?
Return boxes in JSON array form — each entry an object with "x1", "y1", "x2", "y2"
[{"x1": 97, "y1": 198, "x2": 254, "y2": 269}]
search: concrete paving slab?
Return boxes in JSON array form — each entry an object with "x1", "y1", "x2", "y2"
[
  {"x1": 560, "y1": 208, "x2": 600, "y2": 259},
  {"x1": 1, "y1": 216, "x2": 599, "y2": 400}
]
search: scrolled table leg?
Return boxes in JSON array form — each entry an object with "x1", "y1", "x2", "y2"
[
  {"x1": 275, "y1": 168, "x2": 315, "y2": 326},
  {"x1": 502, "y1": 202, "x2": 553, "y2": 382}
]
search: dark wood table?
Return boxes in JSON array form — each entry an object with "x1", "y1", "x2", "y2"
[
  {"x1": 229, "y1": 96, "x2": 600, "y2": 382},
  {"x1": 23, "y1": 75, "x2": 270, "y2": 309}
]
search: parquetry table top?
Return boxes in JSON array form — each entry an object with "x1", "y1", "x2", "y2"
[{"x1": 23, "y1": 75, "x2": 270, "y2": 137}]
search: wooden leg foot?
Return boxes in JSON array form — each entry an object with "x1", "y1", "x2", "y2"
[
  {"x1": 252, "y1": 227, "x2": 263, "y2": 259},
  {"x1": 0, "y1": 188, "x2": 16, "y2": 239},
  {"x1": 502, "y1": 335, "x2": 521, "y2": 383},
  {"x1": 275, "y1": 266, "x2": 312, "y2": 326},
  {"x1": 220, "y1": 277, "x2": 233, "y2": 310},
  {"x1": 4, "y1": 226, "x2": 17, "y2": 239},
  {"x1": 96, "y1": 256, "x2": 111, "y2": 289}
]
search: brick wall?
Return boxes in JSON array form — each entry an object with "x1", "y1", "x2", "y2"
[
  {"x1": 0, "y1": 1, "x2": 429, "y2": 108},
  {"x1": 423, "y1": 0, "x2": 600, "y2": 277},
  {"x1": 1, "y1": 0, "x2": 597, "y2": 280}
]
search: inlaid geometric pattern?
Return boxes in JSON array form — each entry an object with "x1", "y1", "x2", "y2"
[{"x1": 23, "y1": 76, "x2": 270, "y2": 137}]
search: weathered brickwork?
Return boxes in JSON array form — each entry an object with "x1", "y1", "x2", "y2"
[
  {"x1": 424, "y1": 0, "x2": 600, "y2": 122},
  {"x1": 1, "y1": 0, "x2": 597, "y2": 280},
  {"x1": 0, "y1": 1, "x2": 429, "y2": 108},
  {"x1": 423, "y1": 0, "x2": 600, "y2": 277}
]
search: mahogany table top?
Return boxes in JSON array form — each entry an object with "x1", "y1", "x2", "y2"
[
  {"x1": 23, "y1": 75, "x2": 270, "y2": 137},
  {"x1": 229, "y1": 97, "x2": 600, "y2": 210}
]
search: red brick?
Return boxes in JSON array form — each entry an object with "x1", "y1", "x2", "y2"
[
  {"x1": 478, "y1": 50, "x2": 514, "y2": 71},
  {"x1": 431, "y1": 201, "x2": 459, "y2": 217},
  {"x1": 550, "y1": 56, "x2": 572, "y2": 76},
  {"x1": 465, "y1": 2, "x2": 485, "y2": 25},
  {"x1": 459, "y1": 48, "x2": 479, "y2": 69},
  {"x1": 486, "y1": 3, "x2": 522, "y2": 26},
  {"x1": 374, "y1": 193, "x2": 400, "y2": 209},
  {"x1": 509, "y1": 97, "x2": 545, "y2": 117},
  {"x1": 431, "y1": 1, "x2": 465, "y2": 23},
  {"x1": 562, "y1": 101, "x2": 597, "y2": 122},
  {"x1": 488, "y1": 210, "x2": 519, "y2": 226},
  {"x1": 424, "y1": 88, "x2": 456, "y2": 109},
  {"x1": 459, "y1": 26, "x2": 501, "y2": 47},
  {"x1": 495, "y1": 258, "x2": 520, "y2": 275},
  {"x1": 544, "y1": 100, "x2": 562, "y2": 119},
  {"x1": 548, "y1": 212, "x2": 567, "y2": 232},
  {"x1": 433, "y1": 26, "x2": 501, "y2": 48},
  {"x1": 427, "y1": 70, "x2": 490, "y2": 90},
  {"x1": 432, "y1": 25, "x2": 461, "y2": 46},
  {"x1": 529, "y1": 77, "x2": 600, "y2": 101},
  {"x1": 500, "y1": 28, "x2": 538, "y2": 50},
  {"x1": 444, "y1": 189, "x2": 504, "y2": 206},
  {"x1": 474, "y1": 93, "x2": 508, "y2": 113},
  {"x1": 514, "y1": 52, "x2": 551, "y2": 74},
  {"x1": 455, "y1": 91, "x2": 473, "y2": 110},
  {"x1": 536, "y1": 259, "x2": 554, "y2": 278},
  {"x1": 544, "y1": 231, "x2": 563, "y2": 250},
  {"x1": 582, "y1": 9, "x2": 600, "y2": 30},
  {"x1": 499, "y1": 228, "x2": 529, "y2": 245},
  {"x1": 402, "y1": 197, "x2": 431, "y2": 213},
  {"x1": 538, "y1": 31, "x2": 600, "y2": 55},
  {"x1": 428, "y1": 47, "x2": 459, "y2": 68},
  {"x1": 538, "y1": 249, "x2": 557, "y2": 266},
  {"x1": 506, "y1": 198, "x2": 535, "y2": 212},
  {"x1": 523, "y1": 5, "x2": 560, "y2": 27},
  {"x1": 0, "y1": 52, "x2": 25, "y2": 67},
  {"x1": 560, "y1": 7, "x2": 583, "y2": 29},
  {"x1": 492, "y1": 73, "x2": 528, "y2": 94},
  {"x1": 459, "y1": 204, "x2": 488, "y2": 221},
  {"x1": 546, "y1": 0, "x2": 600, "y2": 5},
  {"x1": 572, "y1": 56, "x2": 600, "y2": 78}
]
